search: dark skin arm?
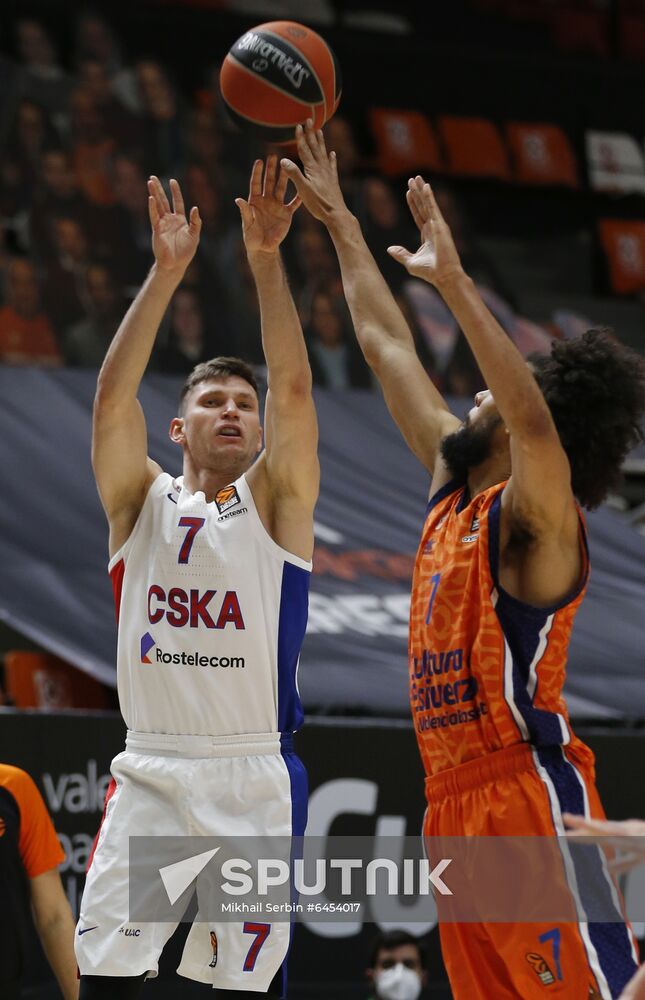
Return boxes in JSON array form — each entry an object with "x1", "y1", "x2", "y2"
[
  {"x1": 390, "y1": 180, "x2": 583, "y2": 608},
  {"x1": 280, "y1": 123, "x2": 460, "y2": 501}
]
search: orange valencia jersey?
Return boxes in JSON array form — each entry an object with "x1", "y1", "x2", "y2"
[{"x1": 409, "y1": 479, "x2": 589, "y2": 778}]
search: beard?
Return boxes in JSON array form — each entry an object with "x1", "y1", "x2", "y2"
[{"x1": 440, "y1": 415, "x2": 501, "y2": 481}]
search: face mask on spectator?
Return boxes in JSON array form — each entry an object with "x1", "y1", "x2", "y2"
[{"x1": 375, "y1": 963, "x2": 422, "y2": 1000}]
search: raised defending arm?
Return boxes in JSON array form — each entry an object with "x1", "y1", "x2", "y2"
[{"x1": 280, "y1": 122, "x2": 460, "y2": 487}]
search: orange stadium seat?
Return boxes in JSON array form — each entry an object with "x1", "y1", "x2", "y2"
[
  {"x1": 369, "y1": 108, "x2": 442, "y2": 177},
  {"x1": 506, "y1": 122, "x2": 579, "y2": 186},
  {"x1": 3, "y1": 651, "x2": 109, "y2": 710},
  {"x1": 437, "y1": 115, "x2": 511, "y2": 180},
  {"x1": 598, "y1": 219, "x2": 645, "y2": 294}
]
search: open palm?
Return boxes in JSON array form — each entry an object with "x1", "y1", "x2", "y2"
[
  {"x1": 148, "y1": 176, "x2": 201, "y2": 273},
  {"x1": 388, "y1": 177, "x2": 463, "y2": 288},
  {"x1": 236, "y1": 155, "x2": 300, "y2": 254}
]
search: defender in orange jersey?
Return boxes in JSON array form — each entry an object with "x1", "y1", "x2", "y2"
[{"x1": 281, "y1": 121, "x2": 645, "y2": 999}]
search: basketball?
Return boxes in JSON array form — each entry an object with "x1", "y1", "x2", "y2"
[{"x1": 219, "y1": 21, "x2": 341, "y2": 144}]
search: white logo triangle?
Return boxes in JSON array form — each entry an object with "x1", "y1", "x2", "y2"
[{"x1": 159, "y1": 847, "x2": 220, "y2": 905}]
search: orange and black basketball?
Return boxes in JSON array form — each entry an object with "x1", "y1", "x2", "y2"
[{"x1": 219, "y1": 21, "x2": 341, "y2": 144}]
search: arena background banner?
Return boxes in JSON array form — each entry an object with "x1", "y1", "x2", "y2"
[
  {"x1": 1, "y1": 367, "x2": 644, "y2": 719},
  {"x1": 0, "y1": 710, "x2": 644, "y2": 995}
]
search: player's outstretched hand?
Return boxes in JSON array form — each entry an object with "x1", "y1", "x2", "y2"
[
  {"x1": 147, "y1": 176, "x2": 201, "y2": 275},
  {"x1": 388, "y1": 176, "x2": 464, "y2": 290},
  {"x1": 563, "y1": 813, "x2": 645, "y2": 874},
  {"x1": 279, "y1": 120, "x2": 347, "y2": 225},
  {"x1": 236, "y1": 155, "x2": 301, "y2": 256}
]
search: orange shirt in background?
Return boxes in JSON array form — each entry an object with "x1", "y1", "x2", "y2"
[{"x1": 0, "y1": 306, "x2": 62, "y2": 366}]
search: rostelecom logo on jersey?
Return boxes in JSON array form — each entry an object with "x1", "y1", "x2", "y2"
[
  {"x1": 138, "y1": 631, "x2": 245, "y2": 670},
  {"x1": 141, "y1": 632, "x2": 156, "y2": 663}
]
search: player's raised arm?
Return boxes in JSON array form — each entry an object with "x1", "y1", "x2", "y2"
[
  {"x1": 390, "y1": 178, "x2": 576, "y2": 541},
  {"x1": 92, "y1": 176, "x2": 201, "y2": 556},
  {"x1": 280, "y1": 122, "x2": 460, "y2": 484},
  {"x1": 236, "y1": 155, "x2": 319, "y2": 562}
]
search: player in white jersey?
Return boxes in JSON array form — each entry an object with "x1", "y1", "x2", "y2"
[{"x1": 75, "y1": 157, "x2": 319, "y2": 998}]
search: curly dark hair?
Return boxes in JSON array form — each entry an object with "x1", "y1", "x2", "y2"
[{"x1": 530, "y1": 329, "x2": 645, "y2": 509}]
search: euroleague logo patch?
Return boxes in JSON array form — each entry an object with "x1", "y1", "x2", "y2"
[
  {"x1": 525, "y1": 952, "x2": 556, "y2": 986},
  {"x1": 215, "y1": 485, "x2": 241, "y2": 514}
]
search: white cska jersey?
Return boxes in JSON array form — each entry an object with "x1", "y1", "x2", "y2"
[{"x1": 108, "y1": 472, "x2": 311, "y2": 737}]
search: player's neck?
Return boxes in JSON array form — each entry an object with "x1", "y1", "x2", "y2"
[
  {"x1": 182, "y1": 461, "x2": 248, "y2": 503},
  {"x1": 467, "y1": 456, "x2": 511, "y2": 500}
]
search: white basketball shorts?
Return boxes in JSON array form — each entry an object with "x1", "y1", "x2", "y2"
[{"x1": 75, "y1": 730, "x2": 308, "y2": 994}]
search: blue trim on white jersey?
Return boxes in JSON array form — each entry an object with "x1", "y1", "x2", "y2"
[
  {"x1": 277, "y1": 736, "x2": 308, "y2": 998},
  {"x1": 276, "y1": 562, "x2": 309, "y2": 733}
]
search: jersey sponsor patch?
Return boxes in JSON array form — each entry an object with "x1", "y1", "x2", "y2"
[
  {"x1": 525, "y1": 952, "x2": 556, "y2": 986},
  {"x1": 215, "y1": 485, "x2": 241, "y2": 514}
]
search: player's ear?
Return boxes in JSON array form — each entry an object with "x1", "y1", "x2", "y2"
[
  {"x1": 256, "y1": 425, "x2": 263, "y2": 454},
  {"x1": 169, "y1": 417, "x2": 185, "y2": 445}
]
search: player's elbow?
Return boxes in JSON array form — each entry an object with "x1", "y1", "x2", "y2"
[
  {"x1": 93, "y1": 377, "x2": 124, "y2": 421},
  {"x1": 268, "y1": 370, "x2": 313, "y2": 404}
]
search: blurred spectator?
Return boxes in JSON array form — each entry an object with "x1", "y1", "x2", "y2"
[
  {"x1": 187, "y1": 108, "x2": 221, "y2": 182},
  {"x1": 42, "y1": 217, "x2": 91, "y2": 335},
  {"x1": 74, "y1": 11, "x2": 139, "y2": 112},
  {"x1": 184, "y1": 162, "x2": 222, "y2": 268},
  {"x1": 155, "y1": 286, "x2": 217, "y2": 373},
  {"x1": 394, "y1": 291, "x2": 436, "y2": 376},
  {"x1": 136, "y1": 60, "x2": 185, "y2": 176},
  {"x1": 0, "y1": 258, "x2": 61, "y2": 366},
  {"x1": 77, "y1": 57, "x2": 139, "y2": 149},
  {"x1": 69, "y1": 87, "x2": 116, "y2": 206},
  {"x1": 366, "y1": 929, "x2": 429, "y2": 1000},
  {"x1": 444, "y1": 331, "x2": 485, "y2": 397},
  {"x1": 402, "y1": 280, "x2": 460, "y2": 378},
  {"x1": 2, "y1": 100, "x2": 58, "y2": 216},
  {"x1": 64, "y1": 264, "x2": 123, "y2": 367},
  {"x1": 15, "y1": 19, "x2": 70, "y2": 127},
  {"x1": 222, "y1": 237, "x2": 264, "y2": 364},
  {"x1": 324, "y1": 114, "x2": 362, "y2": 207},
  {"x1": 106, "y1": 152, "x2": 153, "y2": 285},
  {"x1": 305, "y1": 288, "x2": 371, "y2": 389},
  {"x1": 30, "y1": 147, "x2": 97, "y2": 262},
  {"x1": 292, "y1": 219, "x2": 343, "y2": 302},
  {"x1": 433, "y1": 183, "x2": 514, "y2": 304},
  {"x1": 358, "y1": 176, "x2": 417, "y2": 292}
]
